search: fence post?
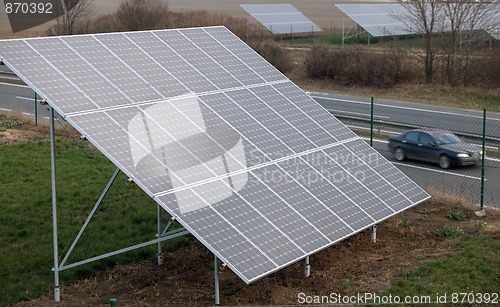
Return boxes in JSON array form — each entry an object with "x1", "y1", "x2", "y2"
[
  {"x1": 370, "y1": 97, "x2": 374, "y2": 147},
  {"x1": 476, "y1": 107, "x2": 487, "y2": 217},
  {"x1": 370, "y1": 96, "x2": 376, "y2": 242}
]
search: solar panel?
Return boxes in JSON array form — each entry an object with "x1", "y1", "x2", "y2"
[
  {"x1": 484, "y1": 6, "x2": 500, "y2": 40},
  {"x1": 0, "y1": 26, "x2": 429, "y2": 283},
  {"x1": 336, "y1": 4, "x2": 415, "y2": 37},
  {"x1": 241, "y1": 4, "x2": 323, "y2": 34},
  {"x1": 337, "y1": 3, "x2": 500, "y2": 38}
]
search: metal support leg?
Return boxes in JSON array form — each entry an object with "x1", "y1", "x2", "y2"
[
  {"x1": 304, "y1": 256, "x2": 310, "y2": 278},
  {"x1": 34, "y1": 92, "x2": 38, "y2": 126},
  {"x1": 50, "y1": 107, "x2": 60, "y2": 302},
  {"x1": 157, "y1": 204, "x2": 163, "y2": 265},
  {"x1": 214, "y1": 255, "x2": 220, "y2": 306},
  {"x1": 371, "y1": 225, "x2": 377, "y2": 243}
]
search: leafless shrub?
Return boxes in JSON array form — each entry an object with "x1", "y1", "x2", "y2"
[
  {"x1": 167, "y1": 10, "x2": 257, "y2": 40},
  {"x1": 248, "y1": 40, "x2": 293, "y2": 74},
  {"x1": 115, "y1": 0, "x2": 169, "y2": 31},
  {"x1": 77, "y1": 13, "x2": 123, "y2": 34},
  {"x1": 47, "y1": 0, "x2": 95, "y2": 35},
  {"x1": 74, "y1": 5, "x2": 256, "y2": 40},
  {"x1": 305, "y1": 45, "x2": 417, "y2": 87},
  {"x1": 304, "y1": 44, "x2": 334, "y2": 79},
  {"x1": 460, "y1": 47, "x2": 500, "y2": 87}
]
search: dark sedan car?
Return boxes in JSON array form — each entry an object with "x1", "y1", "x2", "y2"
[{"x1": 388, "y1": 130, "x2": 481, "y2": 169}]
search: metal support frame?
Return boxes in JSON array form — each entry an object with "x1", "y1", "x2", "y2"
[
  {"x1": 157, "y1": 204, "x2": 164, "y2": 265},
  {"x1": 214, "y1": 255, "x2": 220, "y2": 306},
  {"x1": 48, "y1": 109, "x2": 189, "y2": 301},
  {"x1": 371, "y1": 225, "x2": 377, "y2": 243},
  {"x1": 34, "y1": 92, "x2": 38, "y2": 126},
  {"x1": 304, "y1": 256, "x2": 311, "y2": 278},
  {"x1": 50, "y1": 107, "x2": 60, "y2": 302}
]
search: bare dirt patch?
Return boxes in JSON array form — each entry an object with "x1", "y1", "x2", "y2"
[
  {"x1": 14, "y1": 193, "x2": 499, "y2": 306},
  {"x1": 0, "y1": 113, "x2": 78, "y2": 144}
]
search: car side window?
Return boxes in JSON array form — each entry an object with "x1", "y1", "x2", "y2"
[
  {"x1": 419, "y1": 133, "x2": 434, "y2": 145},
  {"x1": 404, "y1": 131, "x2": 419, "y2": 143}
]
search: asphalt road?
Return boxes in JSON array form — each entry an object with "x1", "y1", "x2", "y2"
[
  {"x1": 310, "y1": 91, "x2": 500, "y2": 142},
  {"x1": 1, "y1": 82, "x2": 499, "y2": 207},
  {"x1": 311, "y1": 91, "x2": 500, "y2": 207},
  {"x1": 0, "y1": 82, "x2": 52, "y2": 119}
]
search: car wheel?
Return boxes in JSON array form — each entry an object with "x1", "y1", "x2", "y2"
[
  {"x1": 394, "y1": 147, "x2": 405, "y2": 161},
  {"x1": 439, "y1": 155, "x2": 450, "y2": 169}
]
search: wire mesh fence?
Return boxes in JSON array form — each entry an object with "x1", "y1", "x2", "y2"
[{"x1": 310, "y1": 93, "x2": 500, "y2": 209}]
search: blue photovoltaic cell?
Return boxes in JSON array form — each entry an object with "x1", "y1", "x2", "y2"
[{"x1": 0, "y1": 26, "x2": 429, "y2": 284}]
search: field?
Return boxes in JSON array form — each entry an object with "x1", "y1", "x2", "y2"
[{"x1": 0, "y1": 0, "x2": 365, "y2": 37}]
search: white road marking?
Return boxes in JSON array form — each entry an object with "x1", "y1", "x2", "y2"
[
  {"x1": 311, "y1": 93, "x2": 500, "y2": 121},
  {"x1": 16, "y1": 96, "x2": 35, "y2": 101},
  {"x1": 0, "y1": 107, "x2": 12, "y2": 112},
  {"x1": 392, "y1": 162, "x2": 484, "y2": 181},
  {"x1": 327, "y1": 109, "x2": 390, "y2": 120},
  {"x1": 0, "y1": 81, "x2": 29, "y2": 88}
]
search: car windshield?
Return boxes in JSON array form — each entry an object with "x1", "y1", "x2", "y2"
[{"x1": 433, "y1": 132, "x2": 461, "y2": 145}]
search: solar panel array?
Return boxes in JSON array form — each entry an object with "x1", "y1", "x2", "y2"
[
  {"x1": 337, "y1": 3, "x2": 500, "y2": 39},
  {"x1": 485, "y1": 6, "x2": 500, "y2": 40},
  {"x1": 0, "y1": 26, "x2": 429, "y2": 283},
  {"x1": 241, "y1": 4, "x2": 322, "y2": 34},
  {"x1": 336, "y1": 4, "x2": 415, "y2": 37}
]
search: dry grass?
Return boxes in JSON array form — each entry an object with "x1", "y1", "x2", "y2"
[
  {"x1": 292, "y1": 78, "x2": 500, "y2": 112},
  {"x1": 427, "y1": 187, "x2": 500, "y2": 218},
  {"x1": 288, "y1": 46, "x2": 500, "y2": 112},
  {"x1": 0, "y1": 111, "x2": 78, "y2": 145}
]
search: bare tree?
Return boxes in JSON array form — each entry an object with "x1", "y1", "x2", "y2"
[
  {"x1": 48, "y1": 0, "x2": 95, "y2": 35},
  {"x1": 441, "y1": 1, "x2": 496, "y2": 85},
  {"x1": 398, "y1": 0, "x2": 445, "y2": 83},
  {"x1": 115, "y1": 0, "x2": 169, "y2": 31}
]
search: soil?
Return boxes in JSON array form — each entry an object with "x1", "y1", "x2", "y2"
[
  {"x1": 13, "y1": 197, "x2": 499, "y2": 307},
  {"x1": 5, "y1": 117, "x2": 498, "y2": 306}
]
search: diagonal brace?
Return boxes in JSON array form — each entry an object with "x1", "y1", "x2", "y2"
[{"x1": 59, "y1": 168, "x2": 121, "y2": 268}]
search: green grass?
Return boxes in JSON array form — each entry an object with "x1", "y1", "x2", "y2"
[
  {"x1": 435, "y1": 225, "x2": 464, "y2": 238},
  {"x1": 0, "y1": 139, "x2": 184, "y2": 306},
  {"x1": 446, "y1": 210, "x2": 465, "y2": 221},
  {"x1": 381, "y1": 235, "x2": 500, "y2": 303},
  {"x1": 283, "y1": 33, "x2": 425, "y2": 47},
  {"x1": 284, "y1": 33, "x2": 379, "y2": 45},
  {"x1": 0, "y1": 117, "x2": 24, "y2": 131}
]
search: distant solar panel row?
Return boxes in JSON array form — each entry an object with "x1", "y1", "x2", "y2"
[
  {"x1": 336, "y1": 4, "x2": 418, "y2": 37},
  {"x1": 336, "y1": 3, "x2": 500, "y2": 39},
  {"x1": 241, "y1": 4, "x2": 323, "y2": 34},
  {"x1": 0, "y1": 27, "x2": 429, "y2": 283},
  {"x1": 486, "y1": 8, "x2": 500, "y2": 40}
]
